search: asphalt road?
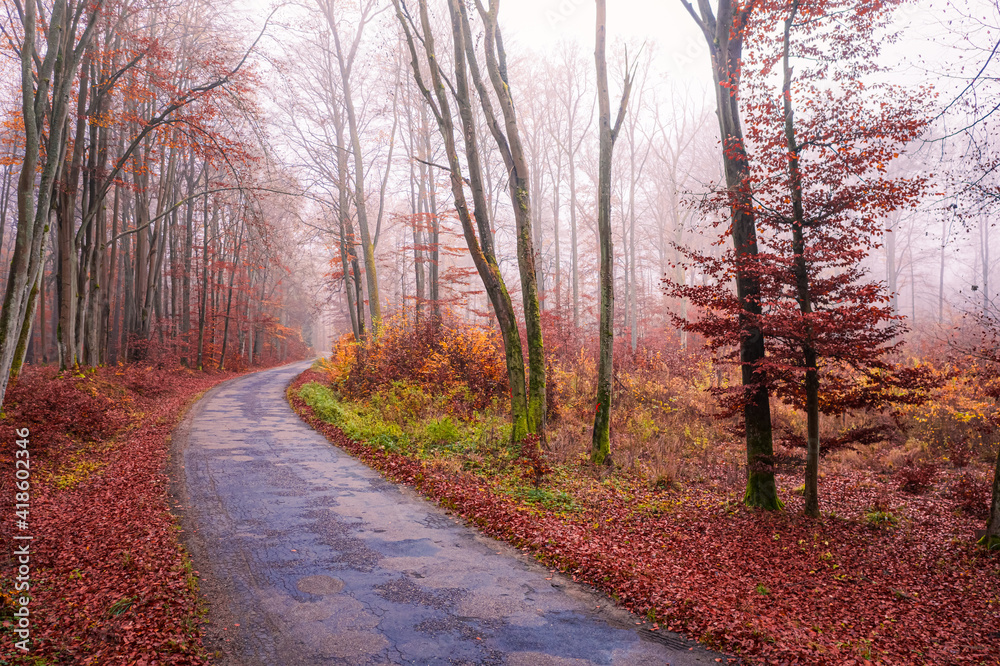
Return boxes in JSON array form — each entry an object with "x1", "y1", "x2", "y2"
[{"x1": 170, "y1": 360, "x2": 725, "y2": 666}]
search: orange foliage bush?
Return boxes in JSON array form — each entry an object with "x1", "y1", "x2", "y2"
[
  {"x1": 893, "y1": 360, "x2": 998, "y2": 466},
  {"x1": 335, "y1": 316, "x2": 509, "y2": 413}
]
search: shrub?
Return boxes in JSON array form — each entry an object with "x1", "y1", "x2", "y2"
[
  {"x1": 337, "y1": 317, "x2": 509, "y2": 413},
  {"x1": 896, "y1": 461, "x2": 939, "y2": 494},
  {"x1": 421, "y1": 417, "x2": 461, "y2": 446},
  {"x1": 369, "y1": 381, "x2": 436, "y2": 424}
]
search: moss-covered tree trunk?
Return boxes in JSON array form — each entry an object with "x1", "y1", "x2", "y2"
[
  {"x1": 392, "y1": 0, "x2": 531, "y2": 442},
  {"x1": 591, "y1": 0, "x2": 634, "y2": 465},
  {"x1": 461, "y1": 0, "x2": 546, "y2": 439},
  {"x1": 983, "y1": 443, "x2": 1000, "y2": 550}
]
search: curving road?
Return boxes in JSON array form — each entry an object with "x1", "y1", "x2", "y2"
[{"x1": 170, "y1": 361, "x2": 725, "y2": 665}]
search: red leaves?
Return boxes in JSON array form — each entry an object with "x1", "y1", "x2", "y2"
[
  {"x1": 5, "y1": 367, "x2": 126, "y2": 453},
  {"x1": 951, "y1": 473, "x2": 991, "y2": 520},
  {"x1": 0, "y1": 364, "x2": 240, "y2": 665},
  {"x1": 896, "y1": 461, "x2": 940, "y2": 494}
]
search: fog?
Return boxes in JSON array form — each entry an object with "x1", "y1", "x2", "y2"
[{"x1": 0, "y1": 0, "x2": 996, "y2": 377}]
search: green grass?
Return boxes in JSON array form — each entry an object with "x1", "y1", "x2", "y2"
[
  {"x1": 504, "y1": 485, "x2": 578, "y2": 512},
  {"x1": 864, "y1": 510, "x2": 899, "y2": 528},
  {"x1": 297, "y1": 381, "x2": 582, "y2": 516},
  {"x1": 298, "y1": 381, "x2": 512, "y2": 465},
  {"x1": 299, "y1": 382, "x2": 409, "y2": 449}
]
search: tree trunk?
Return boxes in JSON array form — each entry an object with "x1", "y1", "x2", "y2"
[
  {"x1": 552, "y1": 163, "x2": 562, "y2": 313},
  {"x1": 983, "y1": 443, "x2": 1000, "y2": 550},
  {"x1": 682, "y1": 0, "x2": 781, "y2": 509},
  {"x1": 462, "y1": 0, "x2": 546, "y2": 434},
  {"x1": 218, "y1": 218, "x2": 244, "y2": 370},
  {"x1": 325, "y1": 4, "x2": 381, "y2": 330},
  {"x1": 333, "y1": 105, "x2": 366, "y2": 340},
  {"x1": 196, "y1": 181, "x2": 213, "y2": 371},
  {"x1": 181, "y1": 166, "x2": 196, "y2": 363},
  {"x1": 780, "y1": 2, "x2": 820, "y2": 517},
  {"x1": 591, "y1": 0, "x2": 633, "y2": 464},
  {"x1": 629, "y1": 134, "x2": 638, "y2": 352},
  {"x1": 0, "y1": 0, "x2": 104, "y2": 405},
  {"x1": 393, "y1": 0, "x2": 531, "y2": 441},
  {"x1": 569, "y1": 146, "x2": 580, "y2": 329},
  {"x1": 463, "y1": 0, "x2": 546, "y2": 437},
  {"x1": 56, "y1": 180, "x2": 78, "y2": 370},
  {"x1": 886, "y1": 212, "x2": 898, "y2": 315}
]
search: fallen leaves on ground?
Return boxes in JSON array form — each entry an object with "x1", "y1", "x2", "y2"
[{"x1": 0, "y1": 364, "x2": 242, "y2": 665}]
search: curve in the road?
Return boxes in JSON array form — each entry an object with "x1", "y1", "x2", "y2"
[{"x1": 171, "y1": 361, "x2": 724, "y2": 666}]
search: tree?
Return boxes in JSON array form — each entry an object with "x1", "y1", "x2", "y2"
[
  {"x1": 956, "y1": 302, "x2": 1000, "y2": 549},
  {"x1": 673, "y1": 0, "x2": 934, "y2": 516},
  {"x1": 459, "y1": 0, "x2": 547, "y2": 436},
  {"x1": 551, "y1": 43, "x2": 594, "y2": 330},
  {"x1": 679, "y1": 0, "x2": 781, "y2": 509},
  {"x1": 591, "y1": 0, "x2": 636, "y2": 465},
  {"x1": 0, "y1": 0, "x2": 106, "y2": 404},
  {"x1": 0, "y1": 0, "x2": 316, "y2": 395},
  {"x1": 319, "y1": 0, "x2": 385, "y2": 332},
  {"x1": 648, "y1": 84, "x2": 714, "y2": 350},
  {"x1": 937, "y1": 0, "x2": 1000, "y2": 548},
  {"x1": 391, "y1": 0, "x2": 534, "y2": 441}
]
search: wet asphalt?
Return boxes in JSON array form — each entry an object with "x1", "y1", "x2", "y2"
[{"x1": 170, "y1": 360, "x2": 725, "y2": 665}]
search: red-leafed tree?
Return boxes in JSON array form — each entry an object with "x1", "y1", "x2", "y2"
[{"x1": 671, "y1": 0, "x2": 935, "y2": 516}]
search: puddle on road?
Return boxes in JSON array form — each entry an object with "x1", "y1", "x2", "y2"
[{"x1": 296, "y1": 575, "x2": 345, "y2": 595}]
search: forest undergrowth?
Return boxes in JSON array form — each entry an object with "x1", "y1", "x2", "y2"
[
  {"x1": 0, "y1": 360, "x2": 256, "y2": 665},
  {"x1": 291, "y1": 315, "x2": 1000, "y2": 665}
]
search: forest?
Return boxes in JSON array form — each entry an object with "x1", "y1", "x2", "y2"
[{"x1": 0, "y1": 0, "x2": 999, "y2": 663}]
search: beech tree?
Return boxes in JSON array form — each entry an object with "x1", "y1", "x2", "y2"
[
  {"x1": 759, "y1": 0, "x2": 930, "y2": 516},
  {"x1": 674, "y1": 0, "x2": 935, "y2": 515},
  {"x1": 550, "y1": 44, "x2": 594, "y2": 329},
  {"x1": 938, "y1": 0, "x2": 1000, "y2": 548},
  {"x1": 391, "y1": 0, "x2": 537, "y2": 441},
  {"x1": 0, "y1": 0, "x2": 106, "y2": 404},
  {"x1": 0, "y1": 0, "x2": 314, "y2": 403},
  {"x1": 957, "y1": 303, "x2": 1000, "y2": 549},
  {"x1": 679, "y1": 0, "x2": 781, "y2": 509},
  {"x1": 591, "y1": 0, "x2": 636, "y2": 464},
  {"x1": 460, "y1": 0, "x2": 547, "y2": 436},
  {"x1": 318, "y1": 0, "x2": 386, "y2": 331}
]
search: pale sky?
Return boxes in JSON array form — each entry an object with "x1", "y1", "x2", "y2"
[
  {"x1": 498, "y1": 0, "x2": 710, "y2": 81},
  {"x1": 498, "y1": 0, "x2": 696, "y2": 46}
]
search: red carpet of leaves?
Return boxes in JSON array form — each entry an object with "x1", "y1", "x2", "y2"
[
  {"x1": 0, "y1": 364, "x2": 241, "y2": 665},
  {"x1": 290, "y1": 369, "x2": 1000, "y2": 666}
]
